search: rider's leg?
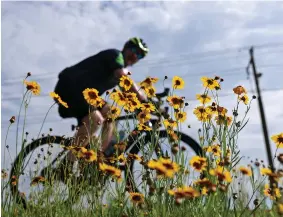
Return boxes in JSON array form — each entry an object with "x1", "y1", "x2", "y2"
[
  {"x1": 74, "y1": 110, "x2": 104, "y2": 147},
  {"x1": 68, "y1": 103, "x2": 115, "y2": 159},
  {"x1": 99, "y1": 104, "x2": 115, "y2": 153},
  {"x1": 67, "y1": 109, "x2": 105, "y2": 162}
]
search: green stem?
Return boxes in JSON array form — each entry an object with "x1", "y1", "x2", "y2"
[
  {"x1": 15, "y1": 91, "x2": 28, "y2": 155},
  {"x1": 4, "y1": 124, "x2": 13, "y2": 166},
  {"x1": 20, "y1": 93, "x2": 31, "y2": 151},
  {"x1": 37, "y1": 102, "x2": 56, "y2": 139}
]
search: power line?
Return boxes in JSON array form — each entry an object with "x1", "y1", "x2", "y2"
[
  {"x1": 140, "y1": 44, "x2": 283, "y2": 66},
  {"x1": 180, "y1": 64, "x2": 283, "y2": 79},
  {"x1": 2, "y1": 43, "x2": 283, "y2": 85},
  {"x1": 141, "y1": 48, "x2": 283, "y2": 69},
  {"x1": 2, "y1": 51, "x2": 282, "y2": 88},
  {"x1": 3, "y1": 48, "x2": 282, "y2": 86},
  {"x1": 2, "y1": 56, "x2": 283, "y2": 94},
  {"x1": 138, "y1": 42, "x2": 283, "y2": 64},
  {"x1": 3, "y1": 52, "x2": 247, "y2": 84}
]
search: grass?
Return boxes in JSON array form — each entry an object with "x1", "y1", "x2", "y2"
[{"x1": 1, "y1": 74, "x2": 283, "y2": 217}]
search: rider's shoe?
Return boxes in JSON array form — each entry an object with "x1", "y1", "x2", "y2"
[
  {"x1": 103, "y1": 144, "x2": 116, "y2": 158},
  {"x1": 104, "y1": 131, "x2": 125, "y2": 157}
]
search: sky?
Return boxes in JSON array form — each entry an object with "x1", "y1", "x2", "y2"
[{"x1": 1, "y1": 1, "x2": 283, "y2": 170}]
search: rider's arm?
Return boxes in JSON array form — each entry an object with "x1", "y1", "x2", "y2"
[{"x1": 114, "y1": 68, "x2": 147, "y2": 102}]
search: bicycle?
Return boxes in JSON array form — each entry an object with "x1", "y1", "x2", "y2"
[{"x1": 9, "y1": 87, "x2": 202, "y2": 209}]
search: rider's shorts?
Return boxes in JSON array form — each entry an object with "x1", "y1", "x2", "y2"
[{"x1": 54, "y1": 76, "x2": 104, "y2": 127}]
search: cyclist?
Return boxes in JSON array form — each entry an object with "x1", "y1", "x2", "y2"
[{"x1": 53, "y1": 37, "x2": 148, "y2": 159}]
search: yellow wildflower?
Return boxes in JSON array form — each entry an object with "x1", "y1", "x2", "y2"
[
  {"x1": 172, "y1": 76, "x2": 185, "y2": 89},
  {"x1": 107, "y1": 106, "x2": 121, "y2": 120},
  {"x1": 110, "y1": 90, "x2": 127, "y2": 106},
  {"x1": 129, "y1": 192, "x2": 144, "y2": 204},
  {"x1": 271, "y1": 133, "x2": 283, "y2": 148},
  {"x1": 196, "y1": 94, "x2": 212, "y2": 104},
  {"x1": 147, "y1": 160, "x2": 174, "y2": 178},
  {"x1": 174, "y1": 111, "x2": 187, "y2": 123},
  {"x1": 140, "y1": 102, "x2": 155, "y2": 112},
  {"x1": 215, "y1": 115, "x2": 232, "y2": 126},
  {"x1": 139, "y1": 77, "x2": 159, "y2": 88},
  {"x1": 233, "y1": 85, "x2": 247, "y2": 95},
  {"x1": 31, "y1": 176, "x2": 45, "y2": 186},
  {"x1": 99, "y1": 163, "x2": 122, "y2": 181},
  {"x1": 238, "y1": 94, "x2": 249, "y2": 105},
  {"x1": 168, "y1": 186, "x2": 200, "y2": 199},
  {"x1": 190, "y1": 156, "x2": 207, "y2": 172},
  {"x1": 50, "y1": 92, "x2": 69, "y2": 108},
  {"x1": 167, "y1": 95, "x2": 184, "y2": 109},
  {"x1": 143, "y1": 86, "x2": 156, "y2": 98},
  {"x1": 209, "y1": 166, "x2": 232, "y2": 183},
  {"x1": 201, "y1": 77, "x2": 220, "y2": 90},
  {"x1": 263, "y1": 184, "x2": 281, "y2": 200},
  {"x1": 119, "y1": 75, "x2": 133, "y2": 91},
  {"x1": 207, "y1": 144, "x2": 221, "y2": 157},
  {"x1": 239, "y1": 166, "x2": 252, "y2": 176},
  {"x1": 24, "y1": 80, "x2": 41, "y2": 95},
  {"x1": 83, "y1": 88, "x2": 105, "y2": 108},
  {"x1": 159, "y1": 157, "x2": 180, "y2": 173},
  {"x1": 137, "y1": 123, "x2": 152, "y2": 131},
  {"x1": 82, "y1": 150, "x2": 97, "y2": 162},
  {"x1": 137, "y1": 110, "x2": 151, "y2": 123}
]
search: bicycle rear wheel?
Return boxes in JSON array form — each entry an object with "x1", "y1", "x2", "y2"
[
  {"x1": 126, "y1": 130, "x2": 202, "y2": 193},
  {"x1": 9, "y1": 136, "x2": 72, "y2": 208}
]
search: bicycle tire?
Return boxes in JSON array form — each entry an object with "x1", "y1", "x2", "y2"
[
  {"x1": 125, "y1": 130, "x2": 202, "y2": 192},
  {"x1": 9, "y1": 136, "x2": 71, "y2": 208}
]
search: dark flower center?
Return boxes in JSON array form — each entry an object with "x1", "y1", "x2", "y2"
[
  {"x1": 124, "y1": 79, "x2": 131, "y2": 86},
  {"x1": 162, "y1": 162, "x2": 174, "y2": 170},
  {"x1": 84, "y1": 152, "x2": 93, "y2": 159},
  {"x1": 193, "y1": 162, "x2": 202, "y2": 170},
  {"x1": 277, "y1": 137, "x2": 283, "y2": 143},
  {"x1": 132, "y1": 195, "x2": 142, "y2": 201},
  {"x1": 175, "y1": 80, "x2": 181, "y2": 86},
  {"x1": 88, "y1": 92, "x2": 98, "y2": 99},
  {"x1": 217, "y1": 173, "x2": 226, "y2": 182},
  {"x1": 149, "y1": 88, "x2": 154, "y2": 95},
  {"x1": 105, "y1": 169, "x2": 116, "y2": 175},
  {"x1": 207, "y1": 79, "x2": 214, "y2": 85}
]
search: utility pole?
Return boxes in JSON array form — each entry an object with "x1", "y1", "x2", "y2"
[{"x1": 248, "y1": 47, "x2": 274, "y2": 174}]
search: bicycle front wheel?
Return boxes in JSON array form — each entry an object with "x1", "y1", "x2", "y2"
[{"x1": 127, "y1": 130, "x2": 202, "y2": 193}]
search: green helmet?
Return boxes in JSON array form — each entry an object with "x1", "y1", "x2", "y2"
[{"x1": 124, "y1": 37, "x2": 149, "y2": 59}]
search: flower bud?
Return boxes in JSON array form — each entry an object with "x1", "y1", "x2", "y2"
[{"x1": 9, "y1": 116, "x2": 16, "y2": 124}]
